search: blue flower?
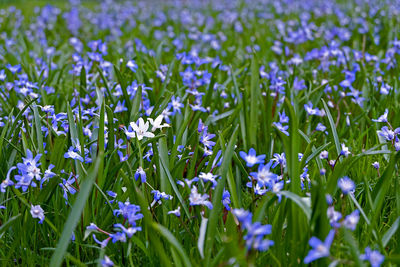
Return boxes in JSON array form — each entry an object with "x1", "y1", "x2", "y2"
[
  {"x1": 92, "y1": 234, "x2": 110, "y2": 248},
  {"x1": 134, "y1": 167, "x2": 146, "y2": 183},
  {"x1": 304, "y1": 230, "x2": 335, "y2": 264},
  {"x1": 343, "y1": 210, "x2": 360, "y2": 231},
  {"x1": 189, "y1": 186, "x2": 213, "y2": 210},
  {"x1": 110, "y1": 232, "x2": 127, "y2": 243},
  {"x1": 273, "y1": 122, "x2": 289, "y2": 136},
  {"x1": 378, "y1": 126, "x2": 395, "y2": 141},
  {"x1": 59, "y1": 176, "x2": 77, "y2": 203},
  {"x1": 327, "y1": 206, "x2": 342, "y2": 228},
  {"x1": 114, "y1": 223, "x2": 142, "y2": 238},
  {"x1": 222, "y1": 190, "x2": 231, "y2": 210},
  {"x1": 338, "y1": 176, "x2": 355, "y2": 194},
  {"x1": 64, "y1": 147, "x2": 84, "y2": 162},
  {"x1": 101, "y1": 256, "x2": 114, "y2": 267},
  {"x1": 198, "y1": 172, "x2": 219, "y2": 188},
  {"x1": 232, "y1": 209, "x2": 273, "y2": 251},
  {"x1": 1, "y1": 166, "x2": 16, "y2": 193},
  {"x1": 30, "y1": 204, "x2": 45, "y2": 224},
  {"x1": 250, "y1": 161, "x2": 278, "y2": 186},
  {"x1": 372, "y1": 109, "x2": 388, "y2": 123},
  {"x1": 168, "y1": 207, "x2": 181, "y2": 217},
  {"x1": 239, "y1": 148, "x2": 266, "y2": 167},
  {"x1": 151, "y1": 190, "x2": 173, "y2": 202},
  {"x1": 340, "y1": 143, "x2": 351, "y2": 157},
  {"x1": 113, "y1": 201, "x2": 143, "y2": 226},
  {"x1": 360, "y1": 247, "x2": 384, "y2": 267}
]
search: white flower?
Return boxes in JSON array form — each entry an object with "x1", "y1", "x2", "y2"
[
  {"x1": 147, "y1": 115, "x2": 169, "y2": 132},
  {"x1": 130, "y1": 118, "x2": 155, "y2": 140}
]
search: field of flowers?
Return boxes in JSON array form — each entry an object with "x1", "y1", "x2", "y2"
[{"x1": 1, "y1": 0, "x2": 400, "y2": 266}]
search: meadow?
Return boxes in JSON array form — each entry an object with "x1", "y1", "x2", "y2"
[{"x1": 0, "y1": 0, "x2": 399, "y2": 266}]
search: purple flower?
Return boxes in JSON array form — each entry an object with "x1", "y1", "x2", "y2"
[
  {"x1": 360, "y1": 247, "x2": 384, "y2": 267},
  {"x1": 378, "y1": 126, "x2": 395, "y2": 141},
  {"x1": 273, "y1": 122, "x2": 289, "y2": 136},
  {"x1": 92, "y1": 234, "x2": 110, "y2": 248},
  {"x1": 134, "y1": 167, "x2": 146, "y2": 183},
  {"x1": 304, "y1": 230, "x2": 335, "y2": 264},
  {"x1": 372, "y1": 109, "x2": 388, "y2": 123},
  {"x1": 239, "y1": 148, "x2": 266, "y2": 167},
  {"x1": 113, "y1": 201, "x2": 143, "y2": 226},
  {"x1": 1, "y1": 166, "x2": 16, "y2": 193},
  {"x1": 222, "y1": 190, "x2": 231, "y2": 210},
  {"x1": 343, "y1": 210, "x2": 360, "y2": 231},
  {"x1": 198, "y1": 172, "x2": 218, "y2": 188},
  {"x1": 30, "y1": 204, "x2": 45, "y2": 224},
  {"x1": 114, "y1": 223, "x2": 142, "y2": 238},
  {"x1": 168, "y1": 207, "x2": 181, "y2": 217},
  {"x1": 340, "y1": 143, "x2": 351, "y2": 157},
  {"x1": 327, "y1": 206, "x2": 342, "y2": 228},
  {"x1": 338, "y1": 176, "x2": 355, "y2": 194},
  {"x1": 101, "y1": 256, "x2": 114, "y2": 267},
  {"x1": 64, "y1": 147, "x2": 84, "y2": 162},
  {"x1": 126, "y1": 60, "x2": 137, "y2": 72},
  {"x1": 372, "y1": 162, "x2": 380, "y2": 169},
  {"x1": 189, "y1": 186, "x2": 213, "y2": 209}
]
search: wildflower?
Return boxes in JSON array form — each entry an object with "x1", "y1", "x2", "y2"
[
  {"x1": 113, "y1": 201, "x2": 143, "y2": 226},
  {"x1": 189, "y1": 186, "x2": 213, "y2": 209},
  {"x1": 198, "y1": 172, "x2": 218, "y2": 188},
  {"x1": 148, "y1": 115, "x2": 169, "y2": 131},
  {"x1": 360, "y1": 247, "x2": 384, "y2": 267},
  {"x1": 126, "y1": 60, "x2": 137, "y2": 72},
  {"x1": 320, "y1": 151, "x2": 329, "y2": 159},
  {"x1": 168, "y1": 207, "x2": 181, "y2": 217},
  {"x1": 273, "y1": 122, "x2": 289, "y2": 136},
  {"x1": 169, "y1": 96, "x2": 184, "y2": 115},
  {"x1": 338, "y1": 176, "x2": 355, "y2": 194},
  {"x1": 59, "y1": 176, "x2": 78, "y2": 202},
  {"x1": 222, "y1": 190, "x2": 231, "y2": 210},
  {"x1": 64, "y1": 147, "x2": 84, "y2": 162},
  {"x1": 327, "y1": 206, "x2": 342, "y2": 228},
  {"x1": 101, "y1": 256, "x2": 114, "y2": 267},
  {"x1": 151, "y1": 190, "x2": 173, "y2": 203},
  {"x1": 134, "y1": 167, "x2": 146, "y2": 183},
  {"x1": 30, "y1": 204, "x2": 45, "y2": 224},
  {"x1": 378, "y1": 126, "x2": 395, "y2": 141},
  {"x1": 232, "y1": 209, "x2": 273, "y2": 251},
  {"x1": 340, "y1": 143, "x2": 351, "y2": 157},
  {"x1": 1, "y1": 166, "x2": 16, "y2": 193},
  {"x1": 372, "y1": 162, "x2": 380, "y2": 169},
  {"x1": 304, "y1": 230, "x2": 335, "y2": 264},
  {"x1": 278, "y1": 111, "x2": 289, "y2": 124},
  {"x1": 249, "y1": 161, "x2": 278, "y2": 186},
  {"x1": 110, "y1": 232, "x2": 127, "y2": 243},
  {"x1": 93, "y1": 234, "x2": 110, "y2": 248},
  {"x1": 272, "y1": 153, "x2": 286, "y2": 168},
  {"x1": 239, "y1": 148, "x2": 266, "y2": 167},
  {"x1": 343, "y1": 210, "x2": 360, "y2": 231},
  {"x1": 372, "y1": 109, "x2": 388, "y2": 123},
  {"x1": 130, "y1": 118, "x2": 155, "y2": 140},
  {"x1": 200, "y1": 131, "x2": 216, "y2": 149}
]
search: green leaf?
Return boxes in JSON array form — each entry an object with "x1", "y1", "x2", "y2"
[
  {"x1": 50, "y1": 155, "x2": 103, "y2": 267},
  {"x1": 382, "y1": 217, "x2": 400, "y2": 247},
  {"x1": 153, "y1": 223, "x2": 192, "y2": 267},
  {"x1": 204, "y1": 125, "x2": 238, "y2": 265},
  {"x1": 249, "y1": 55, "x2": 260, "y2": 148},
  {"x1": 322, "y1": 99, "x2": 341, "y2": 159},
  {"x1": 279, "y1": 191, "x2": 311, "y2": 220}
]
